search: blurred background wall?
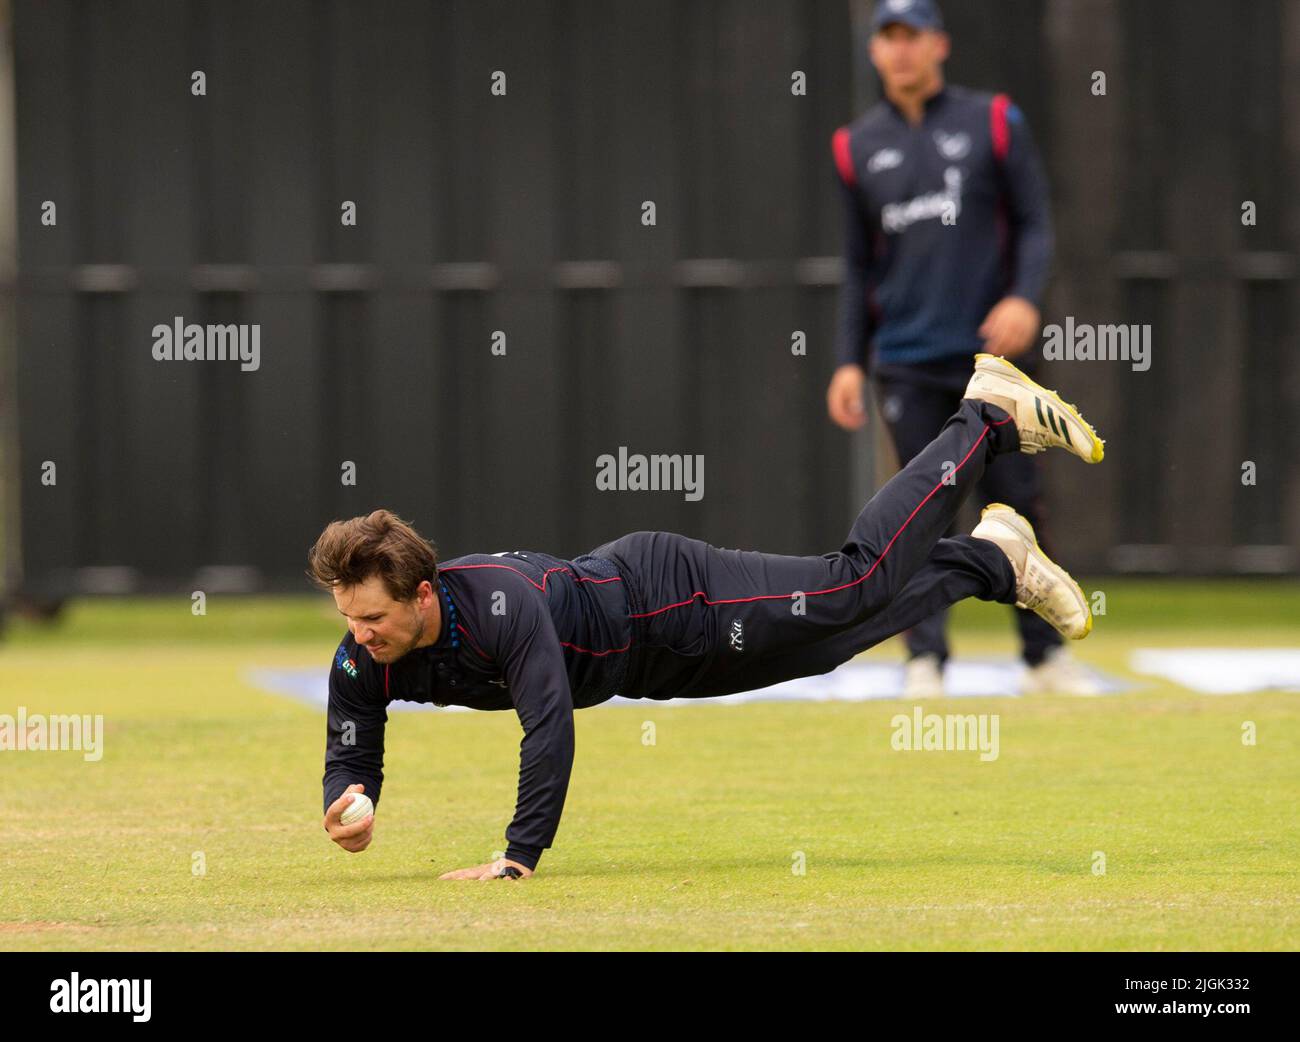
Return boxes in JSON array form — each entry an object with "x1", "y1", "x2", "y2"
[{"x1": 3, "y1": 0, "x2": 1297, "y2": 599}]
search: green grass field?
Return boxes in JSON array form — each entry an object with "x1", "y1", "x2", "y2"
[{"x1": 1, "y1": 581, "x2": 1297, "y2": 951}]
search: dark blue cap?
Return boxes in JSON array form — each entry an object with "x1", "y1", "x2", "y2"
[{"x1": 872, "y1": 0, "x2": 944, "y2": 32}]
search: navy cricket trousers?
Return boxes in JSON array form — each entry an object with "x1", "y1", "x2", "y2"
[
  {"x1": 875, "y1": 355, "x2": 1062, "y2": 666},
  {"x1": 593, "y1": 398, "x2": 1022, "y2": 702}
]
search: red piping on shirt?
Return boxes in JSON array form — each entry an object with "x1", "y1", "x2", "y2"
[
  {"x1": 455, "y1": 621, "x2": 491, "y2": 661},
  {"x1": 990, "y1": 94, "x2": 1011, "y2": 163},
  {"x1": 441, "y1": 562, "x2": 621, "y2": 593},
  {"x1": 832, "y1": 126, "x2": 856, "y2": 187}
]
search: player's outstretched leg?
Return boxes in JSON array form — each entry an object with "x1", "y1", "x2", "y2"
[
  {"x1": 830, "y1": 354, "x2": 1105, "y2": 625},
  {"x1": 621, "y1": 354, "x2": 1107, "y2": 700},
  {"x1": 691, "y1": 505, "x2": 1093, "y2": 701},
  {"x1": 966, "y1": 353, "x2": 1105, "y2": 463},
  {"x1": 828, "y1": 397, "x2": 1017, "y2": 625},
  {"x1": 971, "y1": 503, "x2": 1092, "y2": 639}
]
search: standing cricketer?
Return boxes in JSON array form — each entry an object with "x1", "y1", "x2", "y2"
[
  {"x1": 825, "y1": 0, "x2": 1098, "y2": 696},
  {"x1": 314, "y1": 355, "x2": 1102, "y2": 878}
]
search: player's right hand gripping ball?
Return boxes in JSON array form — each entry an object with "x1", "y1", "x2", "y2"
[{"x1": 340, "y1": 792, "x2": 374, "y2": 826}]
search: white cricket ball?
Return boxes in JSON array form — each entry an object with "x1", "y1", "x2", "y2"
[{"x1": 340, "y1": 793, "x2": 373, "y2": 826}]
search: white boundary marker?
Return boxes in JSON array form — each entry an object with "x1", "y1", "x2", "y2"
[{"x1": 248, "y1": 656, "x2": 1130, "y2": 712}]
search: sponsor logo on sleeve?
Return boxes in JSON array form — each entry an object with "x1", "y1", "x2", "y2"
[{"x1": 335, "y1": 646, "x2": 359, "y2": 679}]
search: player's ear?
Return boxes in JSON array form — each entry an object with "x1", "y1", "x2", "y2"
[
  {"x1": 932, "y1": 30, "x2": 951, "y2": 63},
  {"x1": 868, "y1": 33, "x2": 886, "y2": 71}
]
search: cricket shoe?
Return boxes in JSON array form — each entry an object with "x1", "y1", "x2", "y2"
[
  {"x1": 1022, "y1": 646, "x2": 1104, "y2": 697},
  {"x1": 972, "y1": 503, "x2": 1092, "y2": 640},
  {"x1": 964, "y1": 353, "x2": 1104, "y2": 462},
  {"x1": 902, "y1": 653, "x2": 945, "y2": 699}
]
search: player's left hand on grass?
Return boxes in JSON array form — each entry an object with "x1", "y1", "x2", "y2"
[
  {"x1": 978, "y1": 295, "x2": 1040, "y2": 358},
  {"x1": 438, "y1": 857, "x2": 534, "y2": 881}
]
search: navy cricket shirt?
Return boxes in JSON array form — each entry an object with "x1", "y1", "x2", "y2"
[
  {"x1": 832, "y1": 83, "x2": 1053, "y2": 371},
  {"x1": 322, "y1": 551, "x2": 631, "y2": 872}
]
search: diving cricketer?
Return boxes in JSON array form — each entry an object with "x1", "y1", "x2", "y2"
[{"x1": 312, "y1": 355, "x2": 1103, "y2": 880}]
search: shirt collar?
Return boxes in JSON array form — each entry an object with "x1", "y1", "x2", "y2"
[
  {"x1": 883, "y1": 81, "x2": 948, "y2": 123},
  {"x1": 431, "y1": 578, "x2": 458, "y2": 651}
]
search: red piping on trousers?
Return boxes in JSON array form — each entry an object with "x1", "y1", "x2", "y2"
[
  {"x1": 560, "y1": 639, "x2": 632, "y2": 656},
  {"x1": 631, "y1": 423, "x2": 999, "y2": 619},
  {"x1": 439, "y1": 418, "x2": 1008, "y2": 648}
]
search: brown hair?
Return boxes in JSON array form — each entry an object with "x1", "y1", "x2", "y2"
[{"x1": 307, "y1": 509, "x2": 439, "y2": 603}]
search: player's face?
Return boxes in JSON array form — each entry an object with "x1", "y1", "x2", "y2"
[
  {"x1": 870, "y1": 24, "x2": 949, "y2": 93},
  {"x1": 333, "y1": 575, "x2": 434, "y2": 664}
]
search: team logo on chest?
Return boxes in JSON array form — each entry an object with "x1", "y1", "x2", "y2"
[
  {"x1": 933, "y1": 129, "x2": 971, "y2": 160},
  {"x1": 729, "y1": 618, "x2": 745, "y2": 652}
]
